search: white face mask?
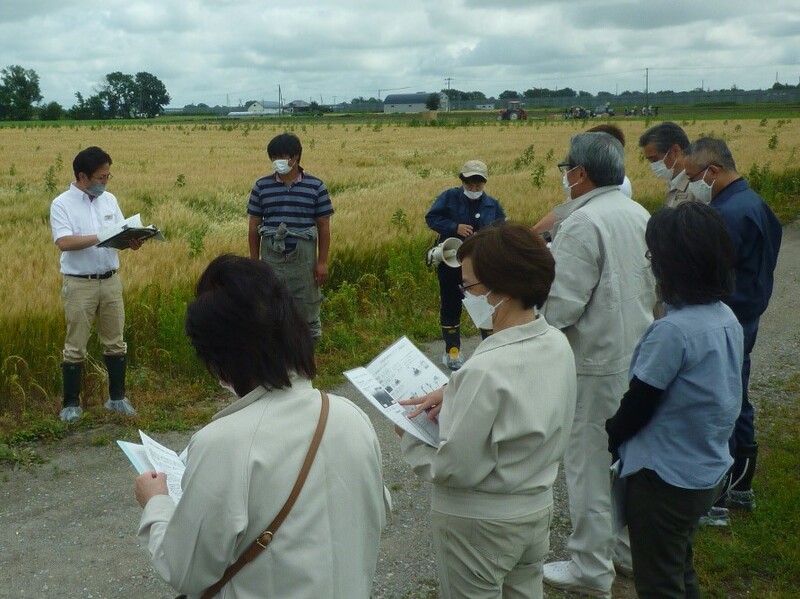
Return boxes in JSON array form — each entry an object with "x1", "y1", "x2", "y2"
[
  {"x1": 561, "y1": 166, "x2": 578, "y2": 200},
  {"x1": 687, "y1": 167, "x2": 715, "y2": 204},
  {"x1": 649, "y1": 152, "x2": 674, "y2": 180},
  {"x1": 272, "y1": 159, "x2": 292, "y2": 175},
  {"x1": 462, "y1": 290, "x2": 504, "y2": 330},
  {"x1": 463, "y1": 189, "x2": 483, "y2": 200}
]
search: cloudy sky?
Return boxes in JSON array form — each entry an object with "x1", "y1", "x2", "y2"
[{"x1": 3, "y1": 0, "x2": 799, "y2": 108}]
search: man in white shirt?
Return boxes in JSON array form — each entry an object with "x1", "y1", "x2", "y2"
[
  {"x1": 542, "y1": 132, "x2": 656, "y2": 597},
  {"x1": 639, "y1": 122, "x2": 703, "y2": 207},
  {"x1": 50, "y1": 146, "x2": 142, "y2": 423}
]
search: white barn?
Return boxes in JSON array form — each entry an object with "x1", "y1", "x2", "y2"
[{"x1": 383, "y1": 92, "x2": 449, "y2": 114}]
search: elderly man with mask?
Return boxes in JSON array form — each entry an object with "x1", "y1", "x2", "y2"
[
  {"x1": 639, "y1": 121, "x2": 703, "y2": 207},
  {"x1": 683, "y1": 137, "x2": 781, "y2": 522},
  {"x1": 542, "y1": 132, "x2": 656, "y2": 598}
]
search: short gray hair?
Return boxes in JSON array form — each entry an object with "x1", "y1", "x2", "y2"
[
  {"x1": 638, "y1": 122, "x2": 690, "y2": 153},
  {"x1": 684, "y1": 137, "x2": 737, "y2": 171},
  {"x1": 568, "y1": 132, "x2": 625, "y2": 187}
]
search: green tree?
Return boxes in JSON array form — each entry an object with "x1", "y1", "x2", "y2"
[
  {"x1": 100, "y1": 71, "x2": 137, "y2": 117},
  {"x1": 499, "y1": 90, "x2": 520, "y2": 99},
  {"x1": 0, "y1": 65, "x2": 43, "y2": 120},
  {"x1": 68, "y1": 92, "x2": 106, "y2": 119},
  {"x1": 425, "y1": 93, "x2": 441, "y2": 110},
  {"x1": 39, "y1": 101, "x2": 64, "y2": 121},
  {"x1": 134, "y1": 71, "x2": 170, "y2": 117}
]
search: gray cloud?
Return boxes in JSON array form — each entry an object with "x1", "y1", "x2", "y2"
[{"x1": 1, "y1": 0, "x2": 797, "y2": 107}]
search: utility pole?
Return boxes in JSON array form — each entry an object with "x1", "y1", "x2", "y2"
[
  {"x1": 644, "y1": 67, "x2": 649, "y2": 108},
  {"x1": 278, "y1": 85, "x2": 282, "y2": 115}
]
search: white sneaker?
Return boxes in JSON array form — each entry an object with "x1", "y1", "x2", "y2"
[
  {"x1": 698, "y1": 506, "x2": 729, "y2": 527},
  {"x1": 59, "y1": 406, "x2": 83, "y2": 423},
  {"x1": 105, "y1": 398, "x2": 137, "y2": 416},
  {"x1": 543, "y1": 561, "x2": 611, "y2": 598}
]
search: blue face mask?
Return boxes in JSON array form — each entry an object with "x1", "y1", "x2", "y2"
[{"x1": 86, "y1": 183, "x2": 106, "y2": 197}]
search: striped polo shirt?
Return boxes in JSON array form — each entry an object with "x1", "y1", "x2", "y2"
[{"x1": 247, "y1": 168, "x2": 334, "y2": 252}]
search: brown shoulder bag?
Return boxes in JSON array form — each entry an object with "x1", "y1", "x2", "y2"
[{"x1": 176, "y1": 390, "x2": 329, "y2": 599}]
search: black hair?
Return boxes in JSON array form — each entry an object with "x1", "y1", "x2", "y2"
[
  {"x1": 267, "y1": 132, "x2": 303, "y2": 162},
  {"x1": 185, "y1": 254, "x2": 316, "y2": 396},
  {"x1": 457, "y1": 222, "x2": 555, "y2": 309},
  {"x1": 73, "y1": 146, "x2": 112, "y2": 179},
  {"x1": 646, "y1": 203, "x2": 735, "y2": 305},
  {"x1": 638, "y1": 122, "x2": 690, "y2": 153}
]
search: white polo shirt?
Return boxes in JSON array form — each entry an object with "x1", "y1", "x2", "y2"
[{"x1": 50, "y1": 183, "x2": 123, "y2": 276}]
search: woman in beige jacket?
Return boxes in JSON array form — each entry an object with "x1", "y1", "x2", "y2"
[
  {"x1": 134, "y1": 255, "x2": 388, "y2": 598},
  {"x1": 399, "y1": 223, "x2": 577, "y2": 599}
]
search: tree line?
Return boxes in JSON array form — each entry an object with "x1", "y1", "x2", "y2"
[{"x1": 0, "y1": 65, "x2": 170, "y2": 121}]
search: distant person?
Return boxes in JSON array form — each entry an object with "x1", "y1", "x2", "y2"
[
  {"x1": 247, "y1": 132, "x2": 333, "y2": 340},
  {"x1": 683, "y1": 137, "x2": 782, "y2": 521},
  {"x1": 135, "y1": 255, "x2": 388, "y2": 598},
  {"x1": 542, "y1": 132, "x2": 656, "y2": 597},
  {"x1": 532, "y1": 124, "x2": 632, "y2": 239},
  {"x1": 425, "y1": 160, "x2": 506, "y2": 370},
  {"x1": 49, "y1": 146, "x2": 142, "y2": 423},
  {"x1": 606, "y1": 202, "x2": 742, "y2": 598},
  {"x1": 398, "y1": 223, "x2": 576, "y2": 599},
  {"x1": 639, "y1": 122, "x2": 702, "y2": 207}
]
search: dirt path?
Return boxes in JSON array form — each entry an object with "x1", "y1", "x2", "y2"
[{"x1": 1, "y1": 222, "x2": 797, "y2": 599}]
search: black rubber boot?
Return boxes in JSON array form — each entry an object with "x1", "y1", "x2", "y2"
[
  {"x1": 60, "y1": 362, "x2": 83, "y2": 423},
  {"x1": 728, "y1": 442, "x2": 758, "y2": 510},
  {"x1": 61, "y1": 362, "x2": 82, "y2": 408},
  {"x1": 442, "y1": 325, "x2": 460, "y2": 354},
  {"x1": 441, "y1": 325, "x2": 464, "y2": 371},
  {"x1": 103, "y1": 354, "x2": 126, "y2": 401}
]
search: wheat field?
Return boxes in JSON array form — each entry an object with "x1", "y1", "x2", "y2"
[{"x1": 0, "y1": 117, "x2": 796, "y2": 319}]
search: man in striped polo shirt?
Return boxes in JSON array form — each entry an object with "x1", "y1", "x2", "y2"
[{"x1": 247, "y1": 132, "x2": 333, "y2": 340}]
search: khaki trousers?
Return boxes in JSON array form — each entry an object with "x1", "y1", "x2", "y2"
[
  {"x1": 61, "y1": 274, "x2": 126, "y2": 362},
  {"x1": 261, "y1": 237, "x2": 322, "y2": 339},
  {"x1": 564, "y1": 372, "x2": 629, "y2": 589},
  {"x1": 431, "y1": 505, "x2": 552, "y2": 599}
]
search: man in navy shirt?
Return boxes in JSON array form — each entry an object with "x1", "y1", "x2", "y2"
[
  {"x1": 248, "y1": 133, "x2": 333, "y2": 340},
  {"x1": 684, "y1": 137, "x2": 782, "y2": 514},
  {"x1": 425, "y1": 160, "x2": 505, "y2": 370}
]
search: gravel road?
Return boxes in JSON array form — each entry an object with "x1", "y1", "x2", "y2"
[{"x1": 1, "y1": 221, "x2": 797, "y2": 599}]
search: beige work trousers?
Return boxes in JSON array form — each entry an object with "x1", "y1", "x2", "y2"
[
  {"x1": 431, "y1": 504, "x2": 553, "y2": 599},
  {"x1": 61, "y1": 274, "x2": 126, "y2": 362},
  {"x1": 564, "y1": 372, "x2": 630, "y2": 589}
]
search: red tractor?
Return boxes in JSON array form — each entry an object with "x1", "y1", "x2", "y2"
[{"x1": 497, "y1": 100, "x2": 528, "y2": 121}]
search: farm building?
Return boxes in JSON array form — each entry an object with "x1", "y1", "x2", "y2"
[
  {"x1": 383, "y1": 92, "x2": 449, "y2": 113},
  {"x1": 227, "y1": 101, "x2": 281, "y2": 117}
]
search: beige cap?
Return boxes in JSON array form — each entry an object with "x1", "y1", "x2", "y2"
[{"x1": 460, "y1": 160, "x2": 488, "y2": 181}]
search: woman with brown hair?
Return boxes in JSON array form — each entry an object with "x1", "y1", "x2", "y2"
[{"x1": 398, "y1": 223, "x2": 577, "y2": 599}]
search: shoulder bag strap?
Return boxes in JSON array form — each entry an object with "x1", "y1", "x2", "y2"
[{"x1": 197, "y1": 391, "x2": 330, "y2": 599}]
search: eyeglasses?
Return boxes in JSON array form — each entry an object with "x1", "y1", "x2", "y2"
[
  {"x1": 685, "y1": 164, "x2": 722, "y2": 183},
  {"x1": 557, "y1": 161, "x2": 574, "y2": 175},
  {"x1": 91, "y1": 173, "x2": 113, "y2": 182},
  {"x1": 458, "y1": 281, "x2": 482, "y2": 296}
]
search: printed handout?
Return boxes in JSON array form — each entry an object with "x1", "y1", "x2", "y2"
[
  {"x1": 344, "y1": 336, "x2": 448, "y2": 447},
  {"x1": 117, "y1": 430, "x2": 187, "y2": 503}
]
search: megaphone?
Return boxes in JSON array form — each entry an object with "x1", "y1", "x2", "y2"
[{"x1": 425, "y1": 237, "x2": 463, "y2": 268}]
